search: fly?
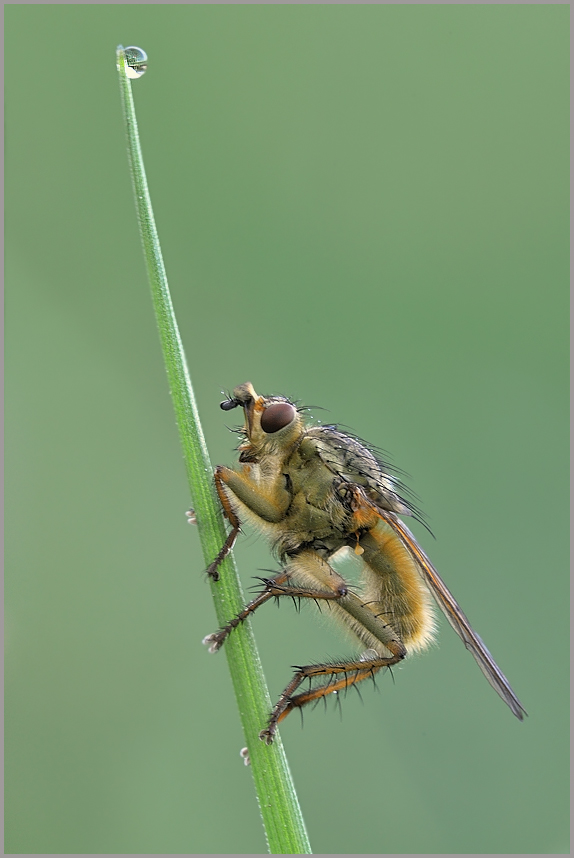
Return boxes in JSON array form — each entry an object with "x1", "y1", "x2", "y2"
[{"x1": 200, "y1": 382, "x2": 526, "y2": 743}]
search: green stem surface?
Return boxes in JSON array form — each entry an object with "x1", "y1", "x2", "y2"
[{"x1": 117, "y1": 46, "x2": 312, "y2": 855}]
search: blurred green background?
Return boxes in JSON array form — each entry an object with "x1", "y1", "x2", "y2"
[{"x1": 5, "y1": 5, "x2": 569, "y2": 855}]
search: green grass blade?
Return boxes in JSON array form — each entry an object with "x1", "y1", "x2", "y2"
[{"x1": 116, "y1": 46, "x2": 312, "y2": 855}]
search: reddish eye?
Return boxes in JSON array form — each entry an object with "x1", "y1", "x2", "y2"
[{"x1": 260, "y1": 403, "x2": 296, "y2": 434}]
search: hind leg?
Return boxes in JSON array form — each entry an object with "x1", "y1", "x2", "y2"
[{"x1": 260, "y1": 641, "x2": 406, "y2": 744}]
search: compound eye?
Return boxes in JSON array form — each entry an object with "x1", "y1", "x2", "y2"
[{"x1": 260, "y1": 402, "x2": 296, "y2": 434}]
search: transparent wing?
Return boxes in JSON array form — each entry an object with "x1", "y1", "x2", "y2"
[{"x1": 379, "y1": 510, "x2": 527, "y2": 721}]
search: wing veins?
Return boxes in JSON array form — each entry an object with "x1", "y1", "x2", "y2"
[{"x1": 378, "y1": 510, "x2": 527, "y2": 721}]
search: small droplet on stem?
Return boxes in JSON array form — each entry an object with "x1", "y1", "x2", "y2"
[{"x1": 123, "y1": 46, "x2": 148, "y2": 79}]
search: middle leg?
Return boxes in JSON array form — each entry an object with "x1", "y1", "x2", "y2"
[{"x1": 203, "y1": 566, "x2": 349, "y2": 653}]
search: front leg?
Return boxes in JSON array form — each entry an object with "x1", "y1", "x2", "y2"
[
  {"x1": 217, "y1": 465, "x2": 291, "y2": 523},
  {"x1": 206, "y1": 465, "x2": 292, "y2": 580},
  {"x1": 205, "y1": 467, "x2": 243, "y2": 580}
]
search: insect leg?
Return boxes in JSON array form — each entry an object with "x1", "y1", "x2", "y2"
[
  {"x1": 207, "y1": 464, "x2": 293, "y2": 580},
  {"x1": 203, "y1": 571, "x2": 348, "y2": 652},
  {"x1": 260, "y1": 643, "x2": 406, "y2": 745},
  {"x1": 205, "y1": 467, "x2": 243, "y2": 580}
]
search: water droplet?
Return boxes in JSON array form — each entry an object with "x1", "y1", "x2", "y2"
[{"x1": 124, "y1": 46, "x2": 148, "y2": 79}]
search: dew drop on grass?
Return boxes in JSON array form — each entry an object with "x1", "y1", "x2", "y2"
[{"x1": 123, "y1": 46, "x2": 148, "y2": 79}]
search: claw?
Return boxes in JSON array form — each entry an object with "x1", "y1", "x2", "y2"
[
  {"x1": 258, "y1": 728, "x2": 275, "y2": 745},
  {"x1": 202, "y1": 633, "x2": 223, "y2": 654}
]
